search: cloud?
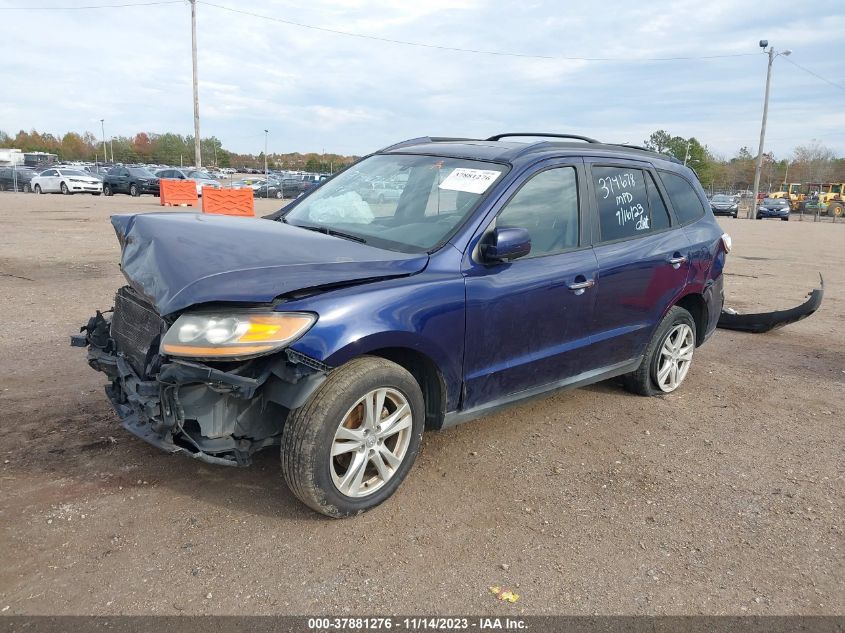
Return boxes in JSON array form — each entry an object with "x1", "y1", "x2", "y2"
[{"x1": 0, "y1": 0, "x2": 842, "y2": 156}]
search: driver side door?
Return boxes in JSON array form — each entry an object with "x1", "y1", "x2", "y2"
[{"x1": 462, "y1": 159, "x2": 599, "y2": 409}]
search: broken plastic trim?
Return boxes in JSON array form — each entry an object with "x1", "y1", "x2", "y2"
[{"x1": 717, "y1": 274, "x2": 824, "y2": 333}]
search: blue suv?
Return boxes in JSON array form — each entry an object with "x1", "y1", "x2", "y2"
[{"x1": 74, "y1": 133, "x2": 730, "y2": 517}]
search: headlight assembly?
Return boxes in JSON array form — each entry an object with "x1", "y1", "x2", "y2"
[{"x1": 160, "y1": 311, "x2": 316, "y2": 360}]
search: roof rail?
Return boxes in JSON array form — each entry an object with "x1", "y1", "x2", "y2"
[
  {"x1": 486, "y1": 133, "x2": 600, "y2": 143},
  {"x1": 378, "y1": 136, "x2": 474, "y2": 153}
]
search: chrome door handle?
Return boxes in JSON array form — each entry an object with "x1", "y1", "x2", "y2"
[
  {"x1": 667, "y1": 255, "x2": 688, "y2": 269},
  {"x1": 568, "y1": 279, "x2": 595, "y2": 295}
]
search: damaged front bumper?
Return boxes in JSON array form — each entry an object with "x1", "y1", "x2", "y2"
[
  {"x1": 71, "y1": 310, "x2": 328, "y2": 466},
  {"x1": 717, "y1": 274, "x2": 824, "y2": 333}
]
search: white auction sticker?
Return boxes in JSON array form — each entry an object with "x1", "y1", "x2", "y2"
[{"x1": 438, "y1": 168, "x2": 501, "y2": 194}]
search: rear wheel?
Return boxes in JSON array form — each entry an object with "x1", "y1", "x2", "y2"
[
  {"x1": 281, "y1": 356, "x2": 424, "y2": 518},
  {"x1": 23, "y1": 183, "x2": 31, "y2": 193},
  {"x1": 624, "y1": 306, "x2": 696, "y2": 397}
]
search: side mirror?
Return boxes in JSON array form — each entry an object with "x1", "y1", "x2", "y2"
[{"x1": 481, "y1": 227, "x2": 531, "y2": 263}]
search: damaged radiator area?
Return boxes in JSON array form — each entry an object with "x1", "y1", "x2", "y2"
[{"x1": 72, "y1": 287, "x2": 329, "y2": 466}]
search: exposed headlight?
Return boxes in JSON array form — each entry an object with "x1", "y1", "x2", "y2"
[
  {"x1": 730, "y1": 204, "x2": 738, "y2": 209},
  {"x1": 758, "y1": 206, "x2": 767, "y2": 211},
  {"x1": 160, "y1": 311, "x2": 316, "y2": 359}
]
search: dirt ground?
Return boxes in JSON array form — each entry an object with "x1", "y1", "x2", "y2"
[{"x1": 0, "y1": 191, "x2": 842, "y2": 616}]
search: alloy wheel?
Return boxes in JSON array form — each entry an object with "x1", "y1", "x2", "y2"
[
  {"x1": 655, "y1": 323, "x2": 694, "y2": 393},
  {"x1": 330, "y1": 388, "x2": 413, "y2": 498}
]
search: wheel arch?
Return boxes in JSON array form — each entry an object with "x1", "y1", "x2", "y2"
[
  {"x1": 674, "y1": 292, "x2": 708, "y2": 346},
  {"x1": 355, "y1": 347, "x2": 447, "y2": 430}
]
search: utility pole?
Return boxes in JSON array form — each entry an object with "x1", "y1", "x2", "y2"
[
  {"x1": 749, "y1": 41, "x2": 791, "y2": 218},
  {"x1": 190, "y1": 0, "x2": 202, "y2": 168},
  {"x1": 100, "y1": 119, "x2": 107, "y2": 165},
  {"x1": 264, "y1": 129, "x2": 269, "y2": 197}
]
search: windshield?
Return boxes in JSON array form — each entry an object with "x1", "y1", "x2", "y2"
[
  {"x1": 763, "y1": 198, "x2": 787, "y2": 206},
  {"x1": 128, "y1": 168, "x2": 156, "y2": 178},
  {"x1": 283, "y1": 154, "x2": 506, "y2": 252},
  {"x1": 61, "y1": 169, "x2": 88, "y2": 177},
  {"x1": 712, "y1": 195, "x2": 733, "y2": 202}
]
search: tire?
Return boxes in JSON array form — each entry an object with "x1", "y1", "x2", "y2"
[
  {"x1": 130, "y1": 183, "x2": 139, "y2": 197},
  {"x1": 0, "y1": 182, "x2": 5, "y2": 192},
  {"x1": 623, "y1": 306, "x2": 697, "y2": 397},
  {"x1": 23, "y1": 183, "x2": 31, "y2": 193},
  {"x1": 828, "y1": 202, "x2": 844, "y2": 218},
  {"x1": 756, "y1": 214, "x2": 762, "y2": 220},
  {"x1": 103, "y1": 184, "x2": 112, "y2": 196},
  {"x1": 60, "y1": 181, "x2": 71, "y2": 195},
  {"x1": 275, "y1": 190, "x2": 283, "y2": 199},
  {"x1": 732, "y1": 212, "x2": 737, "y2": 218},
  {"x1": 281, "y1": 356, "x2": 425, "y2": 518},
  {"x1": 34, "y1": 184, "x2": 42, "y2": 194}
]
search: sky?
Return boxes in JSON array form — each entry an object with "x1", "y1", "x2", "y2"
[{"x1": 1, "y1": 0, "x2": 844, "y2": 159}]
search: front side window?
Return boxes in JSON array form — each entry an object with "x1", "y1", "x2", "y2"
[
  {"x1": 593, "y1": 166, "x2": 661, "y2": 242},
  {"x1": 283, "y1": 154, "x2": 507, "y2": 253},
  {"x1": 659, "y1": 171, "x2": 706, "y2": 225},
  {"x1": 494, "y1": 167, "x2": 579, "y2": 257}
]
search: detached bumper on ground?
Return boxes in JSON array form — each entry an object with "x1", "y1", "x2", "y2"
[{"x1": 718, "y1": 274, "x2": 824, "y2": 333}]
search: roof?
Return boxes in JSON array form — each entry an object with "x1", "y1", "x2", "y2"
[{"x1": 380, "y1": 134, "x2": 683, "y2": 167}]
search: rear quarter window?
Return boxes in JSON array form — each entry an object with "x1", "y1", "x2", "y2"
[{"x1": 659, "y1": 171, "x2": 707, "y2": 225}]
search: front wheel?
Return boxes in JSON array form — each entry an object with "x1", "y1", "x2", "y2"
[
  {"x1": 23, "y1": 183, "x2": 31, "y2": 193},
  {"x1": 103, "y1": 184, "x2": 112, "y2": 196},
  {"x1": 129, "y1": 183, "x2": 139, "y2": 197},
  {"x1": 624, "y1": 306, "x2": 696, "y2": 397},
  {"x1": 275, "y1": 190, "x2": 283, "y2": 199},
  {"x1": 34, "y1": 184, "x2": 42, "y2": 194},
  {"x1": 60, "y1": 181, "x2": 71, "y2": 195},
  {"x1": 281, "y1": 356, "x2": 424, "y2": 518}
]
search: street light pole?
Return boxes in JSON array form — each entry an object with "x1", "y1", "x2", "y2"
[
  {"x1": 100, "y1": 119, "x2": 106, "y2": 166},
  {"x1": 190, "y1": 0, "x2": 202, "y2": 168},
  {"x1": 748, "y1": 41, "x2": 791, "y2": 219}
]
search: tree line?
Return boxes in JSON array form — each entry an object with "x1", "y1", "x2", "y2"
[
  {"x1": 3, "y1": 127, "x2": 843, "y2": 188},
  {"x1": 643, "y1": 130, "x2": 845, "y2": 193},
  {"x1": 0, "y1": 129, "x2": 356, "y2": 173}
]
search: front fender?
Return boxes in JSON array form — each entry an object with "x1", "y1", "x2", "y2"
[{"x1": 284, "y1": 254, "x2": 466, "y2": 411}]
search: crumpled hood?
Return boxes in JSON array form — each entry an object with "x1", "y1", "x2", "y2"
[{"x1": 112, "y1": 212, "x2": 428, "y2": 315}]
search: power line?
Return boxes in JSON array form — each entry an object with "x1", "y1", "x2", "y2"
[
  {"x1": 781, "y1": 56, "x2": 845, "y2": 93},
  {"x1": 0, "y1": 1, "x2": 182, "y2": 9},
  {"x1": 198, "y1": 1, "x2": 763, "y2": 63}
]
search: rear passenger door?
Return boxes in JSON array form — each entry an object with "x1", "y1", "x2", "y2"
[{"x1": 585, "y1": 160, "x2": 692, "y2": 370}]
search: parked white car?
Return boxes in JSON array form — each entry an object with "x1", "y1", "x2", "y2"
[
  {"x1": 31, "y1": 168, "x2": 103, "y2": 195},
  {"x1": 155, "y1": 168, "x2": 221, "y2": 196}
]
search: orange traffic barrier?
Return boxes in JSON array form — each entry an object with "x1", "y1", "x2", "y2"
[
  {"x1": 201, "y1": 186, "x2": 254, "y2": 217},
  {"x1": 160, "y1": 179, "x2": 198, "y2": 207}
]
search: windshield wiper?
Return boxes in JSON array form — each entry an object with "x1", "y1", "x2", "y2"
[{"x1": 293, "y1": 223, "x2": 367, "y2": 244}]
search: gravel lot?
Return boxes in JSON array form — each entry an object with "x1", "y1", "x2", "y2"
[{"x1": 0, "y1": 192, "x2": 842, "y2": 616}]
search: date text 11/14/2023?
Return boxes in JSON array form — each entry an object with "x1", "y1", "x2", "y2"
[{"x1": 306, "y1": 616, "x2": 527, "y2": 630}]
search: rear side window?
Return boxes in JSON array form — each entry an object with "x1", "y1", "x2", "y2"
[
  {"x1": 659, "y1": 171, "x2": 706, "y2": 225},
  {"x1": 593, "y1": 166, "x2": 668, "y2": 242}
]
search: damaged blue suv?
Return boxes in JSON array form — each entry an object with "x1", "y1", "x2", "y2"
[{"x1": 74, "y1": 133, "x2": 729, "y2": 517}]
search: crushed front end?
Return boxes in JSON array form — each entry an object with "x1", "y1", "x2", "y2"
[{"x1": 71, "y1": 286, "x2": 328, "y2": 466}]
